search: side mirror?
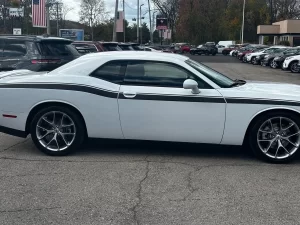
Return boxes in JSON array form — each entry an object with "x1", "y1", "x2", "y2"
[{"x1": 183, "y1": 79, "x2": 200, "y2": 94}]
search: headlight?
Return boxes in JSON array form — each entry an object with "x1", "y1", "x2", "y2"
[
  {"x1": 274, "y1": 56, "x2": 281, "y2": 60},
  {"x1": 285, "y1": 56, "x2": 293, "y2": 61},
  {"x1": 264, "y1": 55, "x2": 269, "y2": 58}
]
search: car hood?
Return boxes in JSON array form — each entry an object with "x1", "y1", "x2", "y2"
[{"x1": 222, "y1": 81, "x2": 300, "y2": 102}]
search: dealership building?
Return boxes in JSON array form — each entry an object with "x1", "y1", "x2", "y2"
[{"x1": 257, "y1": 19, "x2": 300, "y2": 46}]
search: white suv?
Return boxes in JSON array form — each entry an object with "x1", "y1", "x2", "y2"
[
  {"x1": 282, "y1": 55, "x2": 300, "y2": 72},
  {"x1": 245, "y1": 46, "x2": 287, "y2": 63}
]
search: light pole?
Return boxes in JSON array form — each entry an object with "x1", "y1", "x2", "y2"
[
  {"x1": 137, "y1": 0, "x2": 139, "y2": 43},
  {"x1": 140, "y1": 4, "x2": 144, "y2": 44},
  {"x1": 241, "y1": 0, "x2": 245, "y2": 44},
  {"x1": 152, "y1": 10, "x2": 158, "y2": 44},
  {"x1": 112, "y1": 0, "x2": 119, "y2": 42}
]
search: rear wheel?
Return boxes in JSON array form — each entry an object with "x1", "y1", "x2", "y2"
[
  {"x1": 270, "y1": 60, "x2": 278, "y2": 69},
  {"x1": 30, "y1": 106, "x2": 85, "y2": 156},
  {"x1": 290, "y1": 62, "x2": 300, "y2": 73},
  {"x1": 251, "y1": 57, "x2": 256, "y2": 64},
  {"x1": 249, "y1": 111, "x2": 300, "y2": 163}
]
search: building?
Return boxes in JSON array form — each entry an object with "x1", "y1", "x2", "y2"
[{"x1": 257, "y1": 19, "x2": 300, "y2": 46}]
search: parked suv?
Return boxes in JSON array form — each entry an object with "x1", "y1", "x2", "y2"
[
  {"x1": 190, "y1": 44, "x2": 217, "y2": 55},
  {"x1": 0, "y1": 35, "x2": 80, "y2": 72}
]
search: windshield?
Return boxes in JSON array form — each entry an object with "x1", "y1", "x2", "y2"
[
  {"x1": 274, "y1": 48, "x2": 287, "y2": 53},
  {"x1": 38, "y1": 41, "x2": 81, "y2": 57},
  {"x1": 185, "y1": 59, "x2": 235, "y2": 88}
]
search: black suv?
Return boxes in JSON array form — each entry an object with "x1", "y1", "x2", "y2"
[
  {"x1": 190, "y1": 44, "x2": 217, "y2": 56},
  {"x1": 0, "y1": 35, "x2": 80, "y2": 72}
]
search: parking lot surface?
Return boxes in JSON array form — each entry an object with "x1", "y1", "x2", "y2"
[{"x1": 1, "y1": 55, "x2": 300, "y2": 225}]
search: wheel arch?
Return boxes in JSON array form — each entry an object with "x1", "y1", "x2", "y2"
[
  {"x1": 288, "y1": 59, "x2": 299, "y2": 69},
  {"x1": 25, "y1": 100, "x2": 88, "y2": 137},
  {"x1": 242, "y1": 107, "x2": 300, "y2": 145}
]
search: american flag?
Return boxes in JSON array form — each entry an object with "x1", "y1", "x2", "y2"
[{"x1": 32, "y1": 0, "x2": 46, "y2": 28}]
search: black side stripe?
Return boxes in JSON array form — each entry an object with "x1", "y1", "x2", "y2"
[
  {"x1": 119, "y1": 93, "x2": 225, "y2": 103},
  {"x1": 0, "y1": 83, "x2": 118, "y2": 98},
  {"x1": 0, "y1": 83, "x2": 299, "y2": 106},
  {"x1": 226, "y1": 98, "x2": 300, "y2": 107}
]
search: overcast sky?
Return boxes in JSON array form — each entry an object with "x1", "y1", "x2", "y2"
[{"x1": 62, "y1": 0, "x2": 154, "y2": 26}]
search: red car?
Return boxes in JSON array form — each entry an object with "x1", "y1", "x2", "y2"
[
  {"x1": 222, "y1": 45, "x2": 239, "y2": 55},
  {"x1": 72, "y1": 41, "x2": 122, "y2": 52},
  {"x1": 237, "y1": 49, "x2": 255, "y2": 62}
]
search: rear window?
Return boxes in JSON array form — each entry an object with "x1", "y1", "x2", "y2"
[
  {"x1": 37, "y1": 41, "x2": 80, "y2": 56},
  {"x1": 3, "y1": 39, "x2": 27, "y2": 57},
  {"x1": 119, "y1": 45, "x2": 134, "y2": 51},
  {"x1": 102, "y1": 44, "x2": 122, "y2": 51},
  {"x1": 72, "y1": 43, "x2": 98, "y2": 52}
]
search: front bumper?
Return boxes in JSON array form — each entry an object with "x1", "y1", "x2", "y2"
[{"x1": 282, "y1": 61, "x2": 289, "y2": 70}]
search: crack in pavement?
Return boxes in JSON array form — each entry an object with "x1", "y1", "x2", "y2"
[
  {"x1": 168, "y1": 162, "x2": 292, "y2": 202},
  {"x1": 0, "y1": 139, "x2": 29, "y2": 153},
  {"x1": 129, "y1": 160, "x2": 150, "y2": 225},
  {"x1": 0, "y1": 206, "x2": 61, "y2": 213}
]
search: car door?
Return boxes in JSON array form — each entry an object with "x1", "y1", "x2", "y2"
[{"x1": 118, "y1": 60, "x2": 226, "y2": 144}]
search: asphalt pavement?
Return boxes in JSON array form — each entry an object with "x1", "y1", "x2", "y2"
[{"x1": 1, "y1": 55, "x2": 300, "y2": 225}]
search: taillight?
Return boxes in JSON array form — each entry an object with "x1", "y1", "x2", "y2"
[{"x1": 31, "y1": 59, "x2": 61, "y2": 64}]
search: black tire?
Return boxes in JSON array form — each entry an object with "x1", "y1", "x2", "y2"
[
  {"x1": 251, "y1": 57, "x2": 256, "y2": 64},
  {"x1": 290, "y1": 61, "x2": 300, "y2": 73},
  {"x1": 248, "y1": 111, "x2": 300, "y2": 163},
  {"x1": 270, "y1": 60, "x2": 278, "y2": 69},
  {"x1": 205, "y1": 52, "x2": 209, "y2": 56},
  {"x1": 30, "y1": 106, "x2": 85, "y2": 156}
]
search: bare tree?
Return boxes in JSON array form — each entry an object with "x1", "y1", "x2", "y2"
[
  {"x1": 61, "y1": 4, "x2": 74, "y2": 28},
  {"x1": 80, "y1": 0, "x2": 106, "y2": 40}
]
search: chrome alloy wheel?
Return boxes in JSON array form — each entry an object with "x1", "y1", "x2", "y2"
[
  {"x1": 257, "y1": 117, "x2": 300, "y2": 159},
  {"x1": 36, "y1": 111, "x2": 76, "y2": 151},
  {"x1": 270, "y1": 60, "x2": 277, "y2": 68}
]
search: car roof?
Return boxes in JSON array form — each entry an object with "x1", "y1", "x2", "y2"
[
  {"x1": 0, "y1": 35, "x2": 72, "y2": 42},
  {"x1": 49, "y1": 51, "x2": 190, "y2": 76},
  {"x1": 81, "y1": 51, "x2": 189, "y2": 61}
]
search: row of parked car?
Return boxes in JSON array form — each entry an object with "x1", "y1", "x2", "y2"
[
  {"x1": 221, "y1": 44, "x2": 300, "y2": 73},
  {"x1": 0, "y1": 35, "x2": 173, "y2": 72}
]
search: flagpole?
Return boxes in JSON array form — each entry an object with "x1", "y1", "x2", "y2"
[
  {"x1": 46, "y1": 0, "x2": 51, "y2": 35},
  {"x1": 241, "y1": 0, "x2": 245, "y2": 44}
]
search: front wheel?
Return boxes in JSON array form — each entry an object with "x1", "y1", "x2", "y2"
[
  {"x1": 270, "y1": 60, "x2": 278, "y2": 69},
  {"x1": 30, "y1": 106, "x2": 85, "y2": 156},
  {"x1": 290, "y1": 62, "x2": 300, "y2": 73},
  {"x1": 249, "y1": 112, "x2": 300, "y2": 163}
]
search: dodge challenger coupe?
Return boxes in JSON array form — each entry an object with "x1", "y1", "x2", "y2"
[{"x1": 0, "y1": 52, "x2": 299, "y2": 163}]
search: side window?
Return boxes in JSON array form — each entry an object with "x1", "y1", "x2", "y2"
[
  {"x1": 144, "y1": 48, "x2": 151, "y2": 51},
  {"x1": 90, "y1": 61, "x2": 125, "y2": 84},
  {"x1": 3, "y1": 39, "x2": 27, "y2": 57},
  {"x1": 124, "y1": 61, "x2": 210, "y2": 89}
]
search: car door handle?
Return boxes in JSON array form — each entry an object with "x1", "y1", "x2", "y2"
[{"x1": 123, "y1": 91, "x2": 137, "y2": 98}]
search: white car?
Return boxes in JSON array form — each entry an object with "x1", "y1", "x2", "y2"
[
  {"x1": 144, "y1": 47, "x2": 162, "y2": 52},
  {"x1": 217, "y1": 45, "x2": 225, "y2": 54},
  {"x1": 0, "y1": 52, "x2": 300, "y2": 163},
  {"x1": 246, "y1": 46, "x2": 287, "y2": 63},
  {"x1": 282, "y1": 55, "x2": 300, "y2": 73}
]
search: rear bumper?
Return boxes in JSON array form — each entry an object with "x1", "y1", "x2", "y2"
[{"x1": 0, "y1": 125, "x2": 27, "y2": 138}]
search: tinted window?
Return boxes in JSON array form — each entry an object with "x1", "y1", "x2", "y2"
[
  {"x1": 3, "y1": 39, "x2": 27, "y2": 57},
  {"x1": 102, "y1": 44, "x2": 122, "y2": 51},
  {"x1": 73, "y1": 43, "x2": 98, "y2": 52},
  {"x1": 124, "y1": 61, "x2": 210, "y2": 88},
  {"x1": 37, "y1": 41, "x2": 80, "y2": 56},
  {"x1": 90, "y1": 61, "x2": 125, "y2": 84},
  {"x1": 119, "y1": 45, "x2": 134, "y2": 51}
]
